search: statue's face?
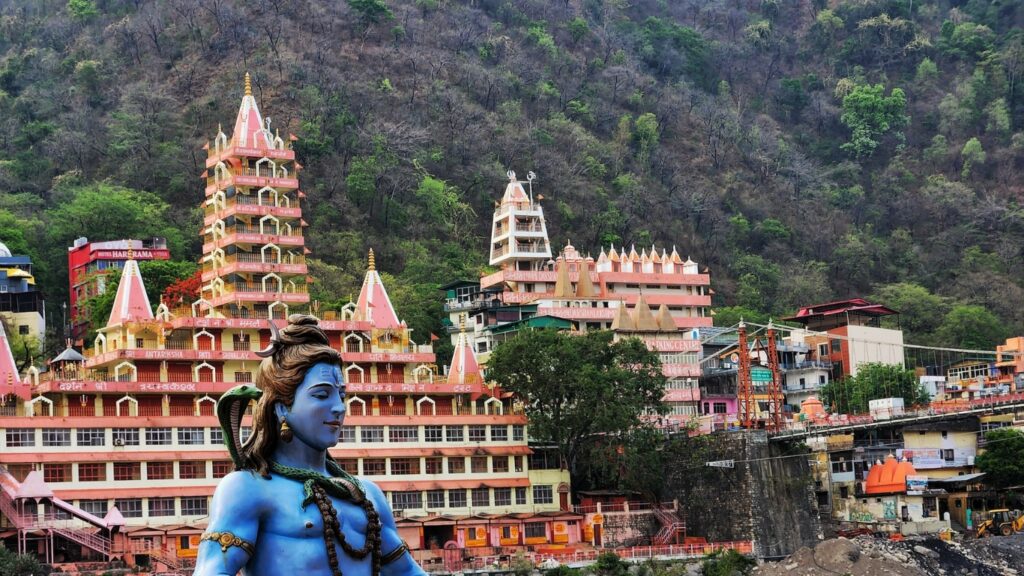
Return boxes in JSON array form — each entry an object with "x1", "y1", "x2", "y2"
[{"x1": 285, "y1": 361, "x2": 346, "y2": 450}]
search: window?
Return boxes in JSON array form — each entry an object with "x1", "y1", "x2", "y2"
[
  {"x1": 818, "y1": 344, "x2": 829, "y2": 358},
  {"x1": 115, "y1": 498, "x2": 143, "y2": 518},
  {"x1": 448, "y1": 457, "x2": 465, "y2": 474},
  {"x1": 494, "y1": 488, "x2": 512, "y2": 506},
  {"x1": 78, "y1": 461, "x2": 106, "y2": 479},
  {"x1": 424, "y1": 425, "x2": 443, "y2": 442},
  {"x1": 942, "y1": 449, "x2": 955, "y2": 461},
  {"x1": 491, "y1": 426, "x2": 508, "y2": 442},
  {"x1": 533, "y1": 485, "x2": 554, "y2": 505},
  {"x1": 181, "y1": 497, "x2": 208, "y2": 516},
  {"x1": 240, "y1": 427, "x2": 252, "y2": 443},
  {"x1": 339, "y1": 427, "x2": 356, "y2": 443},
  {"x1": 472, "y1": 488, "x2": 490, "y2": 507},
  {"x1": 363, "y1": 459, "x2": 386, "y2": 475},
  {"x1": 830, "y1": 339, "x2": 842, "y2": 354},
  {"x1": 445, "y1": 426, "x2": 464, "y2": 442},
  {"x1": 80, "y1": 500, "x2": 108, "y2": 516},
  {"x1": 515, "y1": 456, "x2": 525, "y2": 472},
  {"x1": 114, "y1": 462, "x2": 141, "y2": 481},
  {"x1": 493, "y1": 457, "x2": 509, "y2": 473},
  {"x1": 392, "y1": 491, "x2": 422, "y2": 511},
  {"x1": 390, "y1": 458, "x2": 420, "y2": 475},
  {"x1": 213, "y1": 461, "x2": 233, "y2": 478},
  {"x1": 77, "y1": 428, "x2": 106, "y2": 446},
  {"x1": 839, "y1": 486, "x2": 849, "y2": 499},
  {"x1": 18, "y1": 325, "x2": 28, "y2": 335},
  {"x1": 713, "y1": 402, "x2": 727, "y2": 414},
  {"x1": 234, "y1": 371, "x2": 253, "y2": 383},
  {"x1": 515, "y1": 487, "x2": 528, "y2": 505},
  {"x1": 525, "y1": 522, "x2": 546, "y2": 539},
  {"x1": 471, "y1": 457, "x2": 489, "y2": 473},
  {"x1": 425, "y1": 457, "x2": 443, "y2": 475},
  {"x1": 148, "y1": 497, "x2": 175, "y2": 517},
  {"x1": 389, "y1": 426, "x2": 418, "y2": 443},
  {"x1": 179, "y1": 461, "x2": 206, "y2": 479},
  {"x1": 178, "y1": 427, "x2": 205, "y2": 445},
  {"x1": 113, "y1": 428, "x2": 140, "y2": 446},
  {"x1": 449, "y1": 490, "x2": 467, "y2": 508},
  {"x1": 5, "y1": 429, "x2": 34, "y2": 447},
  {"x1": 337, "y1": 459, "x2": 358, "y2": 474},
  {"x1": 426, "y1": 490, "x2": 445, "y2": 509},
  {"x1": 512, "y1": 425, "x2": 525, "y2": 442},
  {"x1": 361, "y1": 426, "x2": 384, "y2": 443},
  {"x1": 43, "y1": 428, "x2": 71, "y2": 447},
  {"x1": 145, "y1": 428, "x2": 172, "y2": 446},
  {"x1": 44, "y1": 464, "x2": 71, "y2": 483},
  {"x1": 209, "y1": 428, "x2": 223, "y2": 445},
  {"x1": 469, "y1": 425, "x2": 487, "y2": 442},
  {"x1": 147, "y1": 462, "x2": 173, "y2": 480}
]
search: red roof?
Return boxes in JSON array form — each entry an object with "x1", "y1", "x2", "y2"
[
  {"x1": 783, "y1": 298, "x2": 898, "y2": 323},
  {"x1": 355, "y1": 251, "x2": 401, "y2": 329}
]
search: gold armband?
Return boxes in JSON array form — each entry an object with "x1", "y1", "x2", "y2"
[
  {"x1": 201, "y1": 531, "x2": 256, "y2": 557},
  {"x1": 381, "y1": 541, "x2": 409, "y2": 564}
]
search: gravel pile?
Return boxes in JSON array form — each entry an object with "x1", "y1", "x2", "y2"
[{"x1": 753, "y1": 534, "x2": 1024, "y2": 576}]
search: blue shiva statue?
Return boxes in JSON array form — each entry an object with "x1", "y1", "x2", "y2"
[{"x1": 194, "y1": 315, "x2": 426, "y2": 576}]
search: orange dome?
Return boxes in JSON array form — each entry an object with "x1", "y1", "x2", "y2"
[{"x1": 864, "y1": 455, "x2": 917, "y2": 495}]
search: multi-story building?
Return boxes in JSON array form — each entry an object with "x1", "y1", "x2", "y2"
[
  {"x1": 784, "y1": 298, "x2": 904, "y2": 378},
  {"x1": 0, "y1": 243, "x2": 45, "y2": 343},
  {"x1": 68, "y1": 237, "x2": 170, "y2": 341},
  {"x1": 446, "y1": 172, "x2": 712, "y2": 427},
  {"x1": 0, "y1": 76, "x2": 575, "y2": 570}
]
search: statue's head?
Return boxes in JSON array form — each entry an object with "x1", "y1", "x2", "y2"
[{"x1": 241, "y1": 314, "x2": 343, "y2": 477}]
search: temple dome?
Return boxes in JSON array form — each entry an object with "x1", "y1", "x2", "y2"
[
  {"x1": 0, "y1": 241, "x2": 10, "y2": 258},
  {"x1": 864, "y1": 455, "x2": 917, "y2": 495}
]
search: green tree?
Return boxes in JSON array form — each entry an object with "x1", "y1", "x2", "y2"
[
  {"x1": 138, "y1": 260, "x2": 198, "y2": 305},
  {"x1": 0, "y1": 210, "x2": 32, "y2": 256},
  {"x1": 66, "y1": 0, "x2": 98, "y2": 21},
  {"x1": 46, "y1": 184, "x2": 186, "y2": 258},
  {"x1": 839, "y1": 83, "x2": 909, "y2": 159},
  {"x1": 701, "y1": 549, "x2": 754, "y2": 576},
  {"x1": 935, "y1": 305, "x2": 1007, "y2": 349},
  {"x1": 592, "y1": 552, "x2": 629, "y2": 576},
  {"x1": 870, "y1": 283, "x2": 950, "y2": 344},
  {"x1": 347, "y1": 0, "x2": 393, "y2": 24},
  {"x1": 819, "y1": 363, "x2": 929, "y2": 414},
  {"x1": 975, "y1": 428, "x2": 1024, "y2": 490},
  {"x1": 0, "y1": 544, "x2": 47, "y2": 576},
  {"x1": 713, "y1": 306, "x2": 770, "y2": 328},
  {"x1": 960, "y1": 137, "x2": 986, "y2": 178},
  {"x1": 567, "y1": 17, "x2": 589, "y2": 44},
  {"x1": 486, "y1": 330, "x2": 666, "y2": 482}
]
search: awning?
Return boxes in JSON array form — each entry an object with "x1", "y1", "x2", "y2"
[{"x1": 928, "y1": 472, "x2": 986, "y2": 484}]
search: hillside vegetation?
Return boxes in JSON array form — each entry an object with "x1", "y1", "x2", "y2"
[{"x1": 1, "y1": 0, "x2": 1023, "y2": 357}]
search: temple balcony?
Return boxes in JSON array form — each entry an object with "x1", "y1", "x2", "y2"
[{"x1": 206, "y1": 144, "x2": 295, "y2": 166}]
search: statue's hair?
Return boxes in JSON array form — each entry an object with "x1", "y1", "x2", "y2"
[{"x1": 241, "y1": 314, "x2": 342, "y2": 477}]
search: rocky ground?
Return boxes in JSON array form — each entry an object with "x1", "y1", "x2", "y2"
[{"x1": 753, "y1": 534, "x2": 1024, "y2": 576}]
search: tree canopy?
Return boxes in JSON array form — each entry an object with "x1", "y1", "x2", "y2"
[
  {"x1": 818, "y1": 363, "x2": 930, "y2": 415},
  {"x1": 975, "y1": 428, "x2": 1024, "y2": 493},
  {"x1": 485, "y1": 329, "x2": 666, "y2": 483}
]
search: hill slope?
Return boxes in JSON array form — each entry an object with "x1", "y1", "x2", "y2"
[{"x1": 1, "y1": 0, "x2": 1023, "y2": 352}]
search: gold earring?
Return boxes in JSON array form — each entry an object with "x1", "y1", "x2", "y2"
[{"x1": 280, "y1": 419, "x2": 293, "y2": 443}]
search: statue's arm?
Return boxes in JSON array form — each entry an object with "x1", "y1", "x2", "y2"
[
  {"x1": 193, "y1": 471, "x2": 263, "y2": 576},
  {"x1": 364, "y1": 481, "x2": 427, "y2": 576}
]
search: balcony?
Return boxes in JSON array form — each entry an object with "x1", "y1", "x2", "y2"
[{"x1": 781, "y1": 360, "x2": 833, "y2": 371}]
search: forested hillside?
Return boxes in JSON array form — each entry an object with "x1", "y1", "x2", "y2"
[{"x1": 1, "y1": 0, "x2": 1023, "y2": 358}]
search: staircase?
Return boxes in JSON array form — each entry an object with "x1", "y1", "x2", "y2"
[
  {"x1": 0, "y1": 467, "x2": 113, "y2": 559},
  {"x1": 134, "y1": 541, "x2": 191, "y2": 573},
  {"x1": 652, "y1": 506, "x2": 686, "y2": 545}
]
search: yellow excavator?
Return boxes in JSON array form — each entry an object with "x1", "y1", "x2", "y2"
[{"x1": 976, "y1": 509, "x2": 1024, "y2": 537}]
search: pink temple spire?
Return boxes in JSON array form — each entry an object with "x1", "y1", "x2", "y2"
[
  {"x1": 231, "y1": 72, "x2": 274, "y2": 149},
  {"x1": 448, "y1": 315, "x2": 482, "y2": 386},
  {"x1": 355, "y1": 249, "x2": 401, "y2": 329},
  {"x1": 107, "y1": 252, "x2": 153, "y2": 327}
]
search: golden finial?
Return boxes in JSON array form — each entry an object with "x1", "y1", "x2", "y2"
[
  {"x1": 459, "y1": 314, "x2": 466, "y2": 333},
  {"x1": 244, "y1": 72, "x2": 252, "y2": 97},
  {"x1": 368, "y1": 248, "x2": 376, "y2": 271},
  {"x1": 127, "y1": 239, "x2": 134, "y2": 260}
]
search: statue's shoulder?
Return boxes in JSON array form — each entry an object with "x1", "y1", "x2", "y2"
[
  {"x1": 213, "y1": 470, "x2": 275, "y2": 505},
  {"x1": 356, "y1": 478, "x2": 389, "y2": 510}
]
